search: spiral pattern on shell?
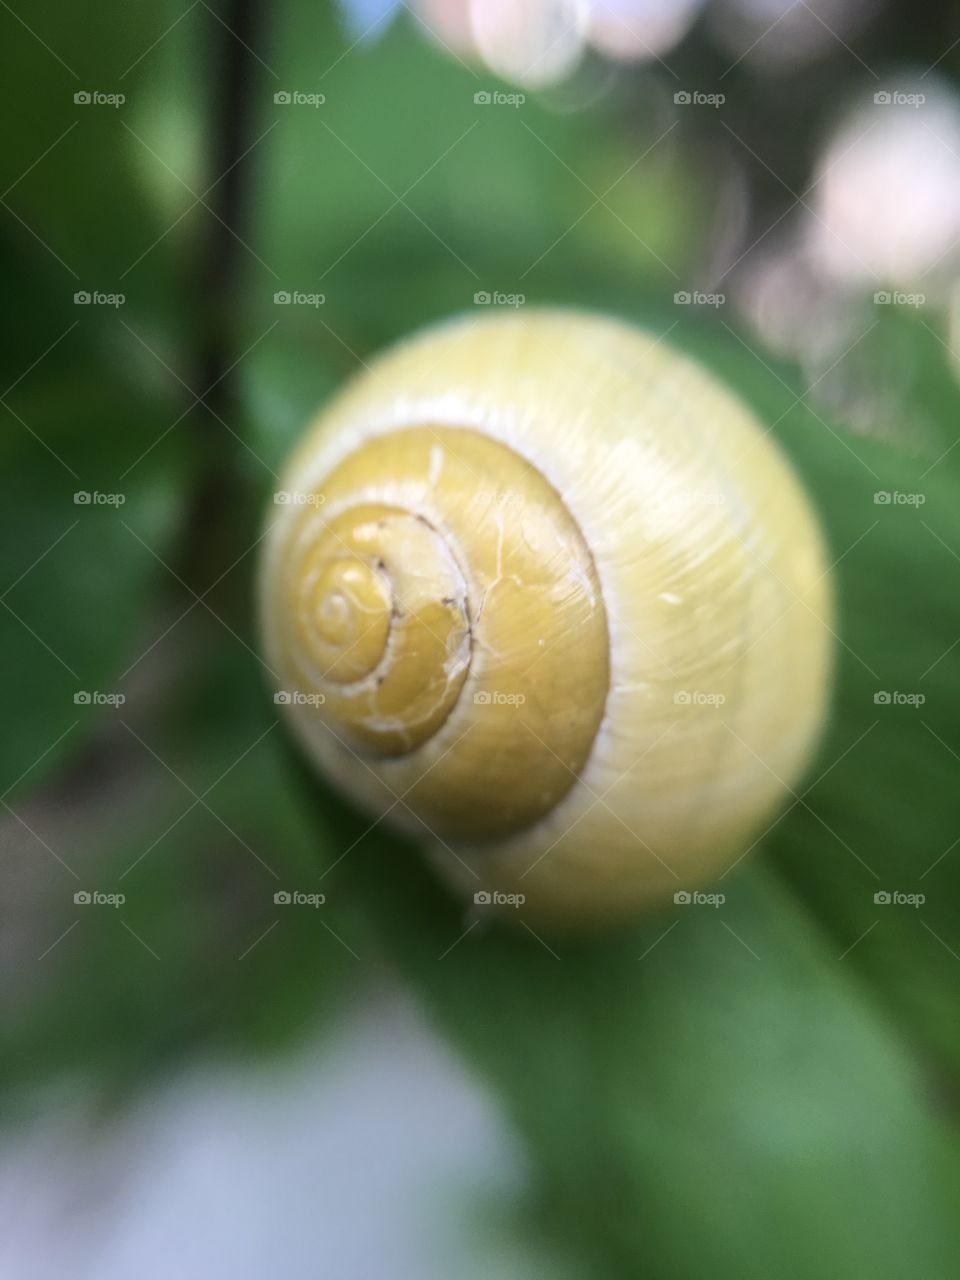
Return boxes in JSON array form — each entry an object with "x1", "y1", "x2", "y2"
[{"x1": 259, "y1": 310, "x2": 833, "y2": 929}]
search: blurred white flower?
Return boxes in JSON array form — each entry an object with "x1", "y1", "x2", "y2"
[
  {"x1": 469, "y1": 0, "x2": 590, "y2": 88},
  {"x1": 412, "y1": 0, "x2": 476, "y2": 55},
  {"x1": 588, "y1": 0, "x2": 706, "y2": 62},
  {"x1": 736, "y1": 238, "x2": 864, "y2": 364},
  {"x1": 341, "y1": 0, "x2": 713, "y2": 86},
  {"x1": 809, "y1": 79, "x2": 960, "y2": 288}
]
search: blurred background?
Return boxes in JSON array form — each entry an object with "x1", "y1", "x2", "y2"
[{"x1": 3, "y1": 1, "x2": 960, "y2": 1276}]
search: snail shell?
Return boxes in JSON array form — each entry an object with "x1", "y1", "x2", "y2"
[{"x1": 259, "y1": 311, "x2": 832, "y2": 930}]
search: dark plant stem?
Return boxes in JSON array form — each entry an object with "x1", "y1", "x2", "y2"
[{"x1": 177, "y1": 0, "x2": 264, "y2": 599}]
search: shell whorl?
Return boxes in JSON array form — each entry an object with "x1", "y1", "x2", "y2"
[
  {"x1": 260, "y1": 310, "x2": 833, "y2": 929},
  {"x1": 265, "y1": 424, "x2": 610, "y2": 841}
]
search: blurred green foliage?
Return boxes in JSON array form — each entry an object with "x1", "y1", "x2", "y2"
[{"x1": 3, "y1": 2, "x2": 960, "y2": 1277}]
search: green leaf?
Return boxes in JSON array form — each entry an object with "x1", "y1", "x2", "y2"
[
  {"x1": 0, "y1": 0, "x2": 212, "y2": 319},
  {"x1": 0, "y1": 348, "x2": 187, "y2": 801},
  {"x1": 669, "y1": 312, "x2": 960, "y2": 1072},
  {"x1": 239, "y1": 8, "x2": 714, "y2": 478},
  {"x1": 0, "y1": 0, "x2": 221, "y2": 799},
  {"x1": 319, "y1": 807, "x2": 960, "y2": 1280},
  {"x1": 3, "y1": 637, "x2": 359, "y2": 1101},
  {"x1": 229, "y1": 9, "x2": 960, "y2": 1276}
]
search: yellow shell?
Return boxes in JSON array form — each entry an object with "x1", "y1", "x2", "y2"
[{"x1": 259, "y1": 310, "x2": 833, "y2": 930}]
